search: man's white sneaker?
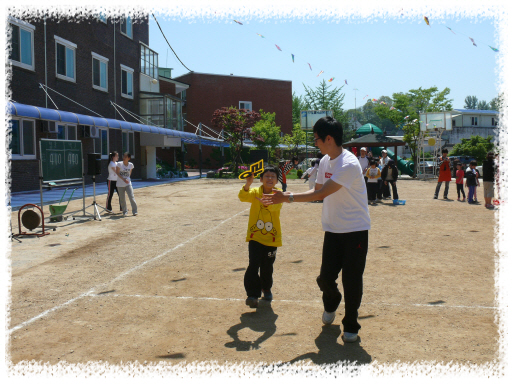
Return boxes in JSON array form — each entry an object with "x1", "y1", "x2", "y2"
[
  {"x1": 342, "y1": 332, "x2": 358, "y2": 343},
  {"x1": 322, "y1": 311, "x2": 336, "y2": 325}
]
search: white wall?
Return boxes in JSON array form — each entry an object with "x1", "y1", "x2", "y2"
[{"x1": 140, "y1": 73, "x2": 160, "y2": 93}]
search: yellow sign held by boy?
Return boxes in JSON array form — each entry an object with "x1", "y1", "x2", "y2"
[{"x1": 238, "y1": 159, "x2": 264, "y2": 180}]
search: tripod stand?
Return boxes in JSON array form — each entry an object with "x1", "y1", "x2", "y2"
[{"x1": 83, "y1": 175, "x2": 107, "y2": 221}]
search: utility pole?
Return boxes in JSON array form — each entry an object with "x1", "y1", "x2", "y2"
[{"x1": 353, "y1": 89, "x2": 358, "y2": 130}]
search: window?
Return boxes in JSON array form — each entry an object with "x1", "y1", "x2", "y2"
[
  {"x1": 181, "y1": 90, "x2": 187, "y2": 101},
  {"x1": 10, "y1": 119, "x2": 36, "y2": 159},
  {"x1": 92, "y1": 52, "x2": 109, "y2": 91},
  {"x1": 9, "y1": 16, "x2": 35, "y2": 71},
  {"x1": 140, "y1": 44, "x2": 159, "y2": 79},
  {"x1": 120, "y1": 64, "x2": 134, "y2": 99},
  {"x1": 471, "y1": 117, "x2": 478, "y2": 126},
  {"x1": 492, "y1": 117, "x2": 497, "y2": 126},
  {"x1": 55, "y1": 35, "x2": 76, "y2": 82},
  {"x1": 122, "y1": 131, "x2": 135, "y2": 157},
  {"x1": 239, "y1": 101, "x2": 252, "y2": 111},
  {"x1": 93, "y1": 128, "x2": 109, "y2": 159},
  {"x1": 120, "y1": 16, "x2": 133, "y2": 39},
  {"x1": 57, "y1": 124, "x2": 77, "y2": 140},
  {"x1": 452, "y1": 119, "x2": 456, "y2": 128}
]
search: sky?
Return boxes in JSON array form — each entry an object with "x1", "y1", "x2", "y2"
[{"x1": 149, "y1": 14, "x2": 500, "y2": 110}]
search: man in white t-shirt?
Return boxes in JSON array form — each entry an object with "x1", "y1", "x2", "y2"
[
  {"x1": 260, "y1": 116, "x2": 370, "y2": 343},
  {"x1": 116, "y1": 152, "x2": 138, "y2": 216}
]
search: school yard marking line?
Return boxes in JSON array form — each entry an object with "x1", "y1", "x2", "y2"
[
  {"x1": 8, "y1": 208, "x2": 250, "y2": 334},
  {"x1": 90, "y1": 293, "x2": 497, "y2": 310}
]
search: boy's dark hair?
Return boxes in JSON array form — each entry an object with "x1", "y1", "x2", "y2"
[
  {"x1": 260, "y1": 166, "x2": 279, "y2": 178},
  {"x1": 387, "y1": 160, "x2": 395, "y2": 167},
  {"x1": 291, "y1": 156, "x2": 299, "y2": 163},
  {"x1": 123, "y1": 152, "x2": 132, "y2": 159},
  {"x1": 470, "y1": 160, "x2": 477, "y2": 166},
  {"x1": 442, "y1": 148, "x2": 449, "y2": 154},
  {"x1": 313, "y1": 116, "x2": 344, "y2": 146},
  {"x1": 369, "y1": 159, "x2": 376, "y2": 166},
  {"x1": 311, "y1": 160, "x2": 316, "y2": 167}
]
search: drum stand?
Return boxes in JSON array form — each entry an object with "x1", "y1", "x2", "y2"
[{"x1": 83, "y1": 175, "x2": 107, "y2": 221}]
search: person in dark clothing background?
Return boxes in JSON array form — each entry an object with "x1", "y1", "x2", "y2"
[
  {"x1": 482, "y1": 151, "x2": 496, "y2": 209},
  {"x1": 380, "y1": 160, "x2": 399, "y2": 200}
]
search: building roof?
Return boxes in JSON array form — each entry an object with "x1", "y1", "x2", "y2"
[
  {"x1": 174, "y1": 71, "x2": 292, "y2": 83},
  {"x1": 452, "y1": 109, "x2": 498, "y2": 115},
  {"x1": 356, "y1": 123, "x2": 383, "y2": 135}
]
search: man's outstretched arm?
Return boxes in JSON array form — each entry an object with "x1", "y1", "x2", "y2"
[{"x1": 259, "y1": 179, "x2": 342, "y2": 205}]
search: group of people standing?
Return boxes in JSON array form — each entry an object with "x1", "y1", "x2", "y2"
[
  {"x1": 106, "y1": 151, "x2": 138, "y2": 216},
  {"x1": 357, "y1": 147, "x2": 400, "y2": 205},
  {"x1": 434, "y1": 148, "x2": 498, "y2": 209}
]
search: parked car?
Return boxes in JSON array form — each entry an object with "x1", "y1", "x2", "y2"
[{"x1": 417, "y1": 161, "x2": 434, "y2": 174}]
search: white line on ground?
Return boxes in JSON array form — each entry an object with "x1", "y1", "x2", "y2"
[
  {"x1": 90, "y1": 293, "x2": 497, "y2": 310},
  {"x1": 8, "y1": 208, "x2": 249, "y2": 334}
]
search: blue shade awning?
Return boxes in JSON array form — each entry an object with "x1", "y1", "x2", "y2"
[
  {"x1": 74, "y1": 113, "x2": 96, "y2": 126},
  {"x1": 7, "y1": 102, "x2": 228, "y2": 147}
]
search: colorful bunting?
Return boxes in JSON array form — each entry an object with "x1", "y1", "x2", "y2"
[
  {"x1": 446, "y1": 26, "x2": 456, "y2": 34},
  {"x1": 308, "y1": 63, "x2": 312, "y2": 70},
  {"x1": 404, "y1": 115, "x2": 410, "y2": 120},
  {"x1": 345, "y1": 79, "x2": 348, "y2": 85},
  {"x1": 469, "y1": 37, "x2": 477, "y2": 47},
  {"x1": 316, "y1": 71, "x2": 324, "y2": 77},
  {"x1": 423, "y1": 16, "x2": 430, "y2": 26},
  {"x1": 328, "y1": 77, "x2": 335, "y2": 82},
  {"x1": 275, "y1": 44, "x2": 282, "y2": 51},
  {"x1": 489, "y1": 46, "x2": 499, "y2": 52},
  {"x1": 256, "y1": 33, "x2": 265, "y2": 38},
  {"x1": 234, "y1": 20, "x2": 243, "y2": 25},
  {"x1": 291, "y1": 54, "x2": 295, "y2": 62},
  {"x1": 390, "y1": 106, "x2": 395, "y2": 110},
  {"x1": 363, "y1": 95, "x2": 368, "y2": 99},
  {"x1": 413, "y1": 119, "x2": 418, "y2": 123},
  {"x1": 380, "y1": 101, "x2": 386, "y2": 105},
  {"x1": 372, "y1": 98, "x2": 378, "y2": 102}
]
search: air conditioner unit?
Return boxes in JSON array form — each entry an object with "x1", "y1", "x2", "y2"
[{"x1": 84, "y1": 126, "x2": 100, "y2": 138}]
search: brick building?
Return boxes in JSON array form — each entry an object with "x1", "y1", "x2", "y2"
[
  {"x1": 169, "y1": 72, "x2": 293, "y2": 168},
  {"x1": 7, "y1": 13, "x2": 206, "y2": 193}
]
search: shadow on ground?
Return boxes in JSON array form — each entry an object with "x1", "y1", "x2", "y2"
[{"x1": 224, "y1": 304, "x2": 277, "y2": 351}]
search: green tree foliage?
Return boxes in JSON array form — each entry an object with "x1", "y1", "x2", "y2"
[
  {"x1": 373, "y1": 86, "x2": 453, "y2": 176},
  {"x1": 292, "y1": 92, "x2": 305, "y2": 126},
  {"x1": 211, "y1": 106, "x2": 261, "y2": 174},
  {"x1": 281, "y1": 123, "x2": 306, "y2": 157},
  {"x1": 251, "y1": 110, "x2": 282, "y2": 160},
  {"x1": 302, "y1": 80, "x2": 347, "y2": 126},
  {"x1": 464, "y1": 95, "x2": 478, "y2": 109},
  {"x1": 477, "y1": 100, "x2": 490, "y2": 110},
  {"x1": 489, "y1": 94, "x2": 504, "y2": 112},
  {"x1": 449, "y1": 135, "x2": 495, "y2": 164}
]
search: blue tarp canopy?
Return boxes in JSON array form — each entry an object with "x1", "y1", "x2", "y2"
[{"x1": 7, "y1": 101, "x2": 221, "y2": 145}]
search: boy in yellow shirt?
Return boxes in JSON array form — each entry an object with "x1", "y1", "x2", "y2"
[{"x1": 238, "y1": 166, "x2": 283, "y2": 308}]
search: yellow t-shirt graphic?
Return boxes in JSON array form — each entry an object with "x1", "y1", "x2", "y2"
[{"x1": 238, "y1": 185, "x2": 283, "y2": 247}]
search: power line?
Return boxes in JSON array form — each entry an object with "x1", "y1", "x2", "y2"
[{"x1": 151, "y1": 13, "x2": 193, "y2": 73}]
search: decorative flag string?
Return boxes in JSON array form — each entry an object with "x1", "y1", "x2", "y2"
[
  {"x1": 291, "y1": 54, "x2": 295, "y2": 63},
  {"x1": 316, "y1": 71, "x2": 324, "y2": 77},
  {"x1": 328, "y1": 77, "x2": 335, "y2": 82},
  {"x1": 275, "y1": 44, "x2": 282, "y2": 51}
]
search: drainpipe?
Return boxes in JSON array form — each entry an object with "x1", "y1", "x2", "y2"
[
  {"x1": 113, "y1": 19, "x2": 116, "y2": 119},
  {"x1": 44, "y1": 16, "x2": 47, "y2": 108}
]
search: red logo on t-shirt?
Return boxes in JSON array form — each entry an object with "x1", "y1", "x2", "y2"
[{"x1": 325, "y1": 172, "x2": 332, "y2": 178}]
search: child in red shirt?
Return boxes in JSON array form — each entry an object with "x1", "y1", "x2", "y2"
[{"x1": 455, "y1": 162, "x2": 466, "y2": 202}]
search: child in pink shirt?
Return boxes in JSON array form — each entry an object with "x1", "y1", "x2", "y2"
[{"x1": 455, "y1": 162, "x2": 466, "y2": 202}]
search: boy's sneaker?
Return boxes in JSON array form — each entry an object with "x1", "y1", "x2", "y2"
[
  {"x1": 457, "y1": 198, "x2": 460, "y2": 201},
  {"x1": 262, "y1": 290, "x2": 273, "y2": 302},
  {"x1": 245, "y1": 297, "x2": 259, "y2": 308},
  {"x1": 105, "y1": 209, "x2": 113, "y2": 213},
  {"x1": 462, "y1": 198, "x2": 466, "y2": 202},
  {"x1": 322, "y1": 311, "x2": 336, "y2": 325},
  {"x1": 433, "y1": 196, "x2": 438, "y2": 199},
  {"x1": 133, "y1": 213, "x2": 138, "y2": 216},
  {"x1": 342, "y1": 332, "x2": 358, "y2": 343},
  {"x1": 443, "y1": 196, "x2": 448, "y2": 199},
  {"x1": 376, "y1": 198, "x2": 382, "y2": 202}
]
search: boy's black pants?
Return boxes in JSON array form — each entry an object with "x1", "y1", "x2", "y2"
[
  {"x1": 456, "y1": 183, "x2": 466, "y2": 199},
  {"x1": 244, "y1": 240, "x2": 277, "y2": 298},
  {"x1": 317, "y1": 230, "x2": 368, "y2": 334},
  {"x1": 367, "y1": 182, "x2": 378, "y2": 200}
]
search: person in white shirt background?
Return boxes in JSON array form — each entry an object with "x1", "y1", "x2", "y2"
[
  {"x1": 116, "y1": 152, "x2": 138, "y2": 216},
  {"x1": 379, "y1": 150, "x2": 391, "y2": 199},
  {"x1": 105, "y1": 151, "x2": 123, "y2": 214},
  {"x1": 260, "y1": 116, "x2": 370, "y2": 344},
  {"x1": 303, "y1": 159, "x2": 320, "y2": 190}
]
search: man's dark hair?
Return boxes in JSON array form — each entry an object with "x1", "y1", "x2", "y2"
[
  {"x1": 313, "y1": 116, "x2": 344, "y2": 146},
  {"x1": 260, "y1": 166, "x2": 279, "y2": 178},
  {"x1": 470, "y1": 160, "x2": 478, "y2": 166},
  {"x1": 487, "y1": 151, "x2": 494, "y2": 157},
  {"x1": 123, "y1": 152, "x2": 132, "y2": 160},
  {"x1": 442, "y1": 148, "x2": 449, "y2": 154},
  {"x1": 311, "y1": 160, "x2": 316, "y2": 167}
]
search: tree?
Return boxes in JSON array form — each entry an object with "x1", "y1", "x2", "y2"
[
  {"x1": 281, "y1": 123, "x2": 306, "y2": 158},
  {"x1": 464, "y1": 95, "x2": 478, "y2": 109},
  {"x1": 374, "y1": 86, "x2": 453, "y2": 176},
  {"x1": 477, "y1": 100, "x2": 490, "y2": 110},
  {"x1": 302, "y1": 80, "x2": 348, "y2": 126},
  {"x1": 489, "y1": 93, "x2": 504, "y2": 112},
  {"x1": 211, "y1": 106, "x2": 261, "y2": 174},
  {"x1": 449, "y1": 135, "x2": 495, "y2": 164},
  {"x1": 292, "y1": 92, "x2": 305, "y2": 126},
  {"x1": 251, "y1": 110, "x2": 282, "y2": 161}
]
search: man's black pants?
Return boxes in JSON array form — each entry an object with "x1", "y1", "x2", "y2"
[
  {"x1": 317, "y1": 230, "x2": 368, "y2": 334},
  {"x1": 244, "y1": 240, "x2": 277, "y2": 298}
]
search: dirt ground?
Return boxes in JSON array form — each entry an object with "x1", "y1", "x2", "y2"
[{"x1": 7, "y1": 177, "x2": 499, "y2": 369}]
